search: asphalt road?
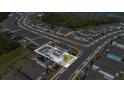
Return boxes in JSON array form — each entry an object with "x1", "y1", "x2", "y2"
[
  {"x1": 57, "y1": 31, "x2": 124, "y2": 80},
  {"x1": 19, "y1": 16, "x2": 83, "y2": 49}
]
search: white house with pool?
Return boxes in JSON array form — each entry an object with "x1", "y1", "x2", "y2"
[{"x1": 35, "y1": 44, "x2": 77, "y2": 68}]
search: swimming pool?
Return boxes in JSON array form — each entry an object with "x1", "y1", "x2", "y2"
[{"x1": 39, "y1": 46, "x2": 51, "y2": 53}]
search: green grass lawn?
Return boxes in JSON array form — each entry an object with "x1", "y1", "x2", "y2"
[
  {"x1": 118, "y1": 73, "x2": 124, "y2": 80},
  {"x1": 0, "y1": 66, "x2": 11, "y2": 79},
  {"x1": 0, "y1": 47, "x2": 25, "y2": 66},
  {"x1": 64, "y1": 54, "x2": 73, "y2": 63},
  {"x1": 0, "y1": 47, "x2": 27, "y2": 79}
]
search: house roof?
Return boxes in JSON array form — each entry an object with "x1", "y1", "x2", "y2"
[
  {"x1": 85, "y1": 69, "x2": 105, "y2": 80},
  {"x1": 75, "y1": 33, "x2": 88, "y2": 38},
  {"x1": 20, "y1": 62, "x2": 47, "y2": 80},
  {"x1": 2, "y1": 70, "x2": 29, "y2": 80},
  {"x1": 113, "y1": 38, "x2": 124, "y2": 45},
  {"x1": 51, "y1": 26, "x2": 61, "y2": 32},
  {"x1": 107, "y1": 45, "x2": 124, "y2": 56},
  {"x1": 2, "y1": 61, "x2": 47, "y2": 80},
  {"x1": 80, "y1": 31, "x2": 92, "y2": 36},
  {"x1": 94, "y1": 56, "x2": 124, "y2": 76},
  {"x1": 57, "y1": 28, "x2": 73, "y2": 35}
]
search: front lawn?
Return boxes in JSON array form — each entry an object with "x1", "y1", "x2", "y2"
[{"x1": 63, "y1": 54, "x2": 73, "y2": 63}]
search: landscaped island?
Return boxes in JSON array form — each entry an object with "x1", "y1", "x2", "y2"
[{"x1": 41, "y1": 13, "x2": 123, "y2": 29}]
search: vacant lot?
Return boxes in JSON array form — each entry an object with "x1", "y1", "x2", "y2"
[
  {"x1": 0, "y1": 47, "x2": 25, "y2": 66},
  {"x1": 0, "y1": 47, "x2": 37, "y2": 79},
  {"x1": 0, "y1": 47, "x2": 28, "y2": 79}
]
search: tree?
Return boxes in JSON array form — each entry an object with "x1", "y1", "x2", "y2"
[
  {"x1": 0, "y1": 32, "x2": 20, "y2": 56},
  {"x1": 41, "y1": 13, "x2": 123, "y2": 29},
  {"x1": 0, "y1": 12, "x2": 10, "y2": 22},
  {"x1": 70, "y1": 47, "x2": 79, "y2": 56}
]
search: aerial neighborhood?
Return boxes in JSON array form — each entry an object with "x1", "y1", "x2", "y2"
[{"x1": 0, "y1": 12, "x2": 124, "y2": 80}]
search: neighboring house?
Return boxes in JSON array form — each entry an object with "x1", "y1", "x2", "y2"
[
  {"x1": 93, "y1": 56, "x2": 124, "y2": 80},
  {"x1": 2, "y1": 70, "x2": 30, "y2": 80},
  {"x1": 56, "y1": 28, "x2": 73, "y2": 37},
  {"x1": 85, "y1": 69, "x2": 107, "y2": 80},
  {"x1": 112, "y1": 38, "x2": 124, "y2": 50},
  {"x1": 74, "y1": 33, "x2": 89, "y2": 42},
  {"x1": 86, "y1": 38, "x2": 124, "y2": 80},
  {"x1": 106, "y1": 52, "x2": 123, "y2": 62},
  {"x1": 2, "y1": 62, "x2": 47, "y2": 80},
  {"x1": 35, "y1": 55, "x2": 48, "y2": 68},
  {"x1": 20, "y1": 62, "x2": 47, "y2": 80},
  {"x1": 104, "y1": 44, "x2": 124, "y2": 63},
  {"x1": 89, "y1": 28, "x2": 106, "y2": 37}
]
